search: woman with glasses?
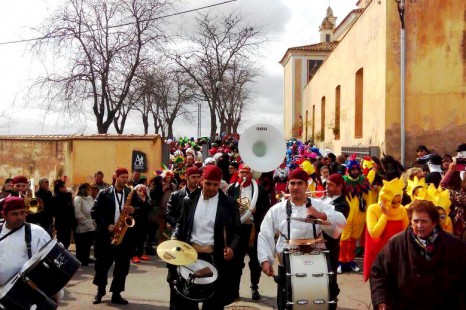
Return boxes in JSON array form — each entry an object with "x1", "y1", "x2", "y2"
[{"x1": 129, "y1": 184, "x2": 152, "y2": 263}]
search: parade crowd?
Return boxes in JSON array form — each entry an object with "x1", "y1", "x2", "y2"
[{"x1": 1, "y1": 134, "x2": 466, "y2": 310}]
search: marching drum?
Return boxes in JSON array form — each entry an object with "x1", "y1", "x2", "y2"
[
  {"x1": 0, "y1": 274, "x2": 57, "y2": 310},
  {"x1": 284, "y1": 249, "x2": 335, "y2": 309},
  {"x1": 174, "y1": 259, "x2": 218, "y2": 302},
  {"x1": 20, "y1": 239, "x2": 81, "y2": 297}
]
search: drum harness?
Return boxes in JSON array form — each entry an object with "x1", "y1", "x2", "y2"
[
  {"x1": 283, "y1": 198, "x2": 319, "y2": 242},
  {"x1": 0, "y1": 223, "x2": 32, "y2": 259}
]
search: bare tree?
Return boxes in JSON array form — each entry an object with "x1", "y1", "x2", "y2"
[
  {"x1": 30, "y1": 0, "x2": 170, "y2": 133},
  {"x1": 217, "y1": 61, "x2": 257, "y2": 134},
  {"x1": 171, "y1": 12, "x2": 266, "y2": 140}
]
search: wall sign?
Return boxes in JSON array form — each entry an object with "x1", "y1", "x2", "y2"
[{"x1": 132, "y1": 151, "x2": 147, "y2": 172}]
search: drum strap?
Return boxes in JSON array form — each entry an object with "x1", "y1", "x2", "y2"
[
  {"x1": 25, "y1": 223, "x2": 32, "y2": 259},
  {"x1": 0, "y1": 223, "x2": 26, "y2": 243},
  {"x1": 306, "y1": 198, "x2": 319, "y2": 239}
]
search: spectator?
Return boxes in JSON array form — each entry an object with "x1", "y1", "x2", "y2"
[{"x1": 74, "y1": 183, "x2": 96, "y2": 266}]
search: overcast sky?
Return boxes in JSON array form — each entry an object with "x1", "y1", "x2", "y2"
[{"x1": 0, "y1": 0, "x2": 355, "y2": 137}]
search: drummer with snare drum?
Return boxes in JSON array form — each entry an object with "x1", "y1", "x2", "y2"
[
  {"x1": 170, "y1": 165, "x2": 240, "y2": 310},
  {"x1": 257, "y1": 168, "x2": 347, "y2": 310},
  {"x1": 0, "y1": 197, "x2": 51, "y2": 292}
]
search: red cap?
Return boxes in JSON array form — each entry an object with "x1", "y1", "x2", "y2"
[
  {"x1": 186, "y1": 167, "x2": 201, "y2": 177},
  {"x1": 2, "y1": 196, "x2": 26, "y2": 213},
  {"x1": 202, "y1": 165, "x2": 222, "y2": 181},
  {"x1": 239, "y1": 164, "x2": 252, "y2": 172},
  {"x1": 115, "y1": 168, "x2": 129, "y2": 177},
  {"x1": 12, "y1": 176, "x2": 28, "y2": 185},
  {"x1": 327, "y1": 173, "x2": 346, "y2": 191},
  {"x1": 288, "y1": 168, "x2": 308, "y2": 183}
]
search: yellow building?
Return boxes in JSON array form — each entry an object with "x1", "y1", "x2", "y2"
[
  {"x1": 282, "y1": 0, "x2": 466, "y2": 164},
  {"x1": 0, "y1": 135, "x2": 162, "y2": 187}
]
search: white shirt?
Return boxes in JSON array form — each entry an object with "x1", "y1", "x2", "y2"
[
  {"x1": 0, "y1": 223, "x2": 51, "y2": 286},
  {"x1": 113, "y1": 189, "x2": 125, "y2": 224},
  {"x1": 190, "y1": 192, "x2": 219, "y2": 245},
  {"x1": 257, "y1": 198, "x2": 346, "y2": 266}
]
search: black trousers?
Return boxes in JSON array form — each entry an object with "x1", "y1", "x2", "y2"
[
  {"x1": 74, "y1": 231, "x2": 95, "y2": 265},
  {"x1": 172, "y1": 253, "x2": 225, "y2": 310},
  {"x1": 224, "y1": 223, "x2": 261, "y2": 303},
  {"x1": 93, "y1": 243, "x2": 131, "y2": 293},
  {"x1": 56, "y1": 226, "x2": 72, "y2": 250}
]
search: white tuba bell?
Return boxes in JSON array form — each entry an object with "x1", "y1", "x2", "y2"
[{"x1": 238, "y1": 124, "x2": 287, "y2": 173}]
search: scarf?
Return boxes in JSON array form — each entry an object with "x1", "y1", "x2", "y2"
[{"x1": 410, "y1": 226, "x2": 439, "y2": 260}]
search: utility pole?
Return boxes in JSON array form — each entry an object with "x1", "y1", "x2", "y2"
[{"x1": 396, "y1": 0, "x2": 406, "y2": 166}]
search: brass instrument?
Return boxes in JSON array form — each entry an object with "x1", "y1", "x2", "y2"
[
  {"x1": 24, "y1": 179, "x2": 44, "y2": 214},
  {"x1": 111, "y1": 189, "x2": 136, "y2": 245},
  {"x1": 237, "y1": 178, "x2": 250, "y2": 218}
]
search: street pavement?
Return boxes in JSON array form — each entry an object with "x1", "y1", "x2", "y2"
[{"x1": 59, "y1": 246, "x2": 372, "y2": 310}]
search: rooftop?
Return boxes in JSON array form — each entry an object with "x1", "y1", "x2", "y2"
[
  {"x1": 0, "y1": 134, "x2": 161, "y2": 141},
  {"x1": 279, "y1": 42, "x2": 339, "y2": 65}
]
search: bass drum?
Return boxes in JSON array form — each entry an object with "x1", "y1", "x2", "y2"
[
  {"x1": 21, "y1": 239, "x2": 81, "y2": 297},
  {"x1": 174, "y1": 259, "x2": 218, "y2": 302},
  {"x1": 0, "y1": 274, "x2": 57, "y2": 310},
  {"x1": 284, "y1": 250, "x2": 335, "y2": 309}
]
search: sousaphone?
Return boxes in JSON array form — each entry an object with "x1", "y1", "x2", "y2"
[{"x1": 238, "y1": 124, "x2": 286, "y2": 173}]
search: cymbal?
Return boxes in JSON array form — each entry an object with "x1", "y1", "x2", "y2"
[
  {"x1": 287, "y1": 238, "x2": 326, "y2": 246},
  {"x1": 157, "y1": 240, "x2": 198, "y2": 265}
]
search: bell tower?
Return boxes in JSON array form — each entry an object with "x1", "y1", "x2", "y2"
[{"x1": 319, "y1": 6, "x2": 336, "y2": 43}]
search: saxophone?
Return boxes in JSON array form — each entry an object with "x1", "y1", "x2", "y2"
[
  {"x1": 237, "y1": 178, "x2": 250, "y2": 218},
  {"x1": 111, "y1": 189, "x2": 136, "y2": 245}
]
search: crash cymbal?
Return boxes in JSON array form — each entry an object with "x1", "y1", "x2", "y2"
[
  {"x1": 157, "y1": 240, "x2": 198, "y2": 265},
  {"x1": 287, "y1": 238, "x2": 326, "y2": 246}
]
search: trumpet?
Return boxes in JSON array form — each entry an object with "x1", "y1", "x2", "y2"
[
  {"x1": 24, "y1": 179, "x2": 44, "y2": 214},
  {"x1": 280, "y1": 190, "x2": 327, "y2": 200}
]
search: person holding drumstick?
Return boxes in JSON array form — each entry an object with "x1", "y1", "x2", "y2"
[
  {"x1": 171, "y1": 165, "x2": 240, "y2": 309},
  {"x1": 257, "y1": 168, "x2": 346, "y2": 310},
  {"x1": 0, "y1": 196, "x2": 51, "y2": 285}
]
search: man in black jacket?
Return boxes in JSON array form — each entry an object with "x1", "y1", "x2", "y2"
[
  {"x1": 171, "y1": 165, "x2": 240, "y2": 310},
  {"x1": 165, "y1": 166, "x2": 201, "y2": 309},
  {"x1": 91, "y1": 168, "x2": 134, "y2": 305},
  {"x1": 226, "y1": 164, "x2": 270, "y2": 301},
  {"x1": 322, "y1": 174, "x2": 350, "y2": 310}
]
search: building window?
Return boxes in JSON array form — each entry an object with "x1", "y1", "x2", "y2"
[
  {"x1": 307, "y1": 60, "x2": 323, "y2": 82},
  {"x1": 335, "y1": 85, "x2": 341, "y2": 140},
  {"x1": 355, "y1": 68, "x2": 363, "y2": 138},
  {"x1": 326, "y1": 34, "x2": 331, "y2": 42},
  {"x1": 321, "y1": 96, "x2": 326, "y2": 141}
]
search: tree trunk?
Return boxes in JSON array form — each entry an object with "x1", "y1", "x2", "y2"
[
  {"x1": 209, "y1": 107, "x2": 217, "y2": 140},
  {"x1": 142, "y1": 114, "x2": 149, "y2": 135},
  {"x1": 167, "y1": 121, "x2": 174, "y2": 139}
]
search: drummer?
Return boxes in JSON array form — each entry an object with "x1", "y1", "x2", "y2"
[
  {"x1": 0, "y1": 196, "x2": 50, "y2": 286},
  {"x1": 257, "y1": 168, "x2": 347, "y2": 310},
  {"x1": 171, "y1": 165, "x2": 240, "y2": 309}
]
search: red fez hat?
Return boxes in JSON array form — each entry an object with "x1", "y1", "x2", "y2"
[
  {"x1": 115, "y1": 168, "x2": 129, "y2": 176},
  {"x1": 239, "y1": 164, "x2": 252, "y2": 172},
  {"x1": 327, "y1": 173, "x2": 346, "y2": 191},
  {"x1": 2, "y1": 196, "x2": 26, "y2": 213},
  {"x1": 203, "y1": 165, "x2": 222, "y2": 181},
  {"x1": 186, "y1": 167, "x2": 201, "y2": 177},
  {"x1": 288, "y1": 168, "x2": 308, "y2": 183},
  {"x1": 12, "y1": 175, "x2": 28, "y2": 185}
]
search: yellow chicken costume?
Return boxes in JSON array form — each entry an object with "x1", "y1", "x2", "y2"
[{"x1": 363, "y1": 178, "x2": 409, "y2": 281}]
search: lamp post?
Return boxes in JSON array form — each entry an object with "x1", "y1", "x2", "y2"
[{"x1": 396, "y1": 0, "x2": 406, "y2": 166}]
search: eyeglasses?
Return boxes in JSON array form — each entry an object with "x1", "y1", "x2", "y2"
[{"x1": 439, "y1": 215, "x2": 446, "y2": 219}]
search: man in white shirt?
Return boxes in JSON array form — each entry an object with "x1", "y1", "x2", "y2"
[
  {"x1": 172, "y1": 165, "x2": 240, "y2": 310},
  {"x1": 257, "y1": 168, "x2": 347, "y2": 310},
  {"x1": 0, "y1": 196, "x2": 50, "y2": 286}
]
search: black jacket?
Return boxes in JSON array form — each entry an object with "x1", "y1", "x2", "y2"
[
  {"x1": 166, "y1": 186, "x2": 192, "y2": 227},
  {"x1": 91, "y1": 186, "x2": 131, "y2": 247},
  {"x1": 172, "y1": 189, "x2": 241, "y2": 263},
  {"x1": 227, "y1": 181, "x2": 271, "y2": 228},
  {"x1": 50, "y1": 191, "x2": 76, "y2": 230}
]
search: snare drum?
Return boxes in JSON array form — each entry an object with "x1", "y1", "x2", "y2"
[
  {"x1": 174, "y1": 259, "x2": 218, "y2": 302},
  {"x1": 0, "y1": 274, "x2": 57, "y2": 310},
  {"x1": 284, "y1": 250, "x2": 335, "y2": 309},
  {"x1": 20, "y1": 239, "x2": 81, "y2": 297}
]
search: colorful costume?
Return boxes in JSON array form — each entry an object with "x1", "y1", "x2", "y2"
[
  {"x1": 339, "y1": 156, "x2": 373, "y2": 270},
  {"x1": 363, "y1": 178, "x2": 409, "y2": 281}
]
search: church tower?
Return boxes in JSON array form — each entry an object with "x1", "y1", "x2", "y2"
[{"x1": 319, "y1": 6, "x2": 336, "y2": 43}]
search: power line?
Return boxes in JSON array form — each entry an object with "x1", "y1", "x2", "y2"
[{"x1": 0, "y1": 0, "x2": 237, "y2": 46}]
